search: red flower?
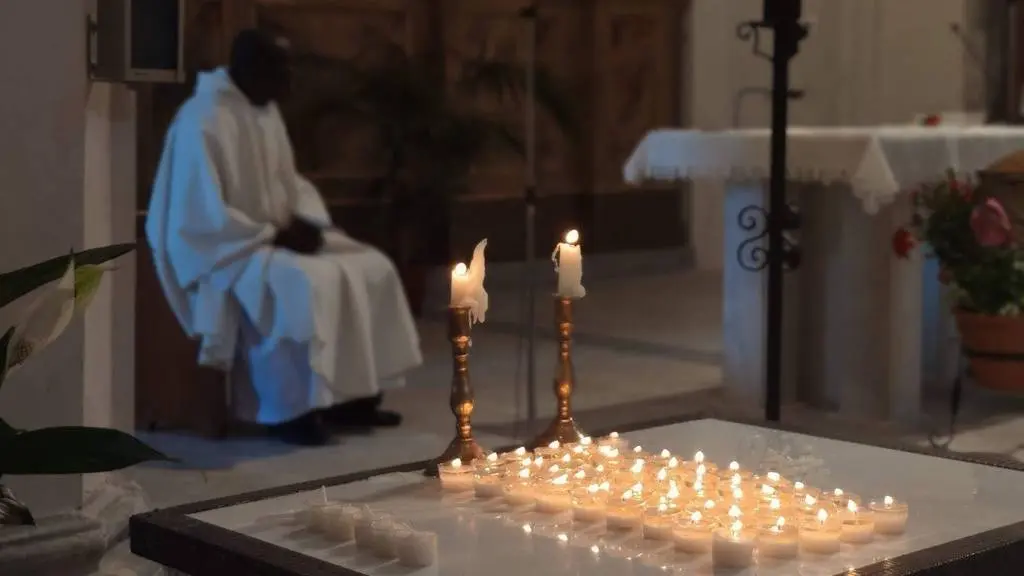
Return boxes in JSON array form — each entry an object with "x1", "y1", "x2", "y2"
[
  {"x1": 923, "y1": 114, "x2": 941, "y2": 126},
  {"x1": 970, "y1": 197, "x2": 1012, "y2": 247},
  {"x1": 892, "y1": 228, "x2": 916, "y2": 258}
]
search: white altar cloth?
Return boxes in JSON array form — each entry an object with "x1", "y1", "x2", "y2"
[
  {"x1": 623, "y1": 126, "x2": 1024, "y2": 420},
  {"x1": 624, "y1": 126, "x2": 1024, "y2": 213}
]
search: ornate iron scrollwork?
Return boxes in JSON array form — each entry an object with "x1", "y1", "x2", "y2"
[{"x1": 736, "y1": 204, "x2": 802, "y2": 272}]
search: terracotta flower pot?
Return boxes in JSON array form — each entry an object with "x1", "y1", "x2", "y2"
[{"x1": 955, "y1": 310, "x2": 1024, "y2": 391}]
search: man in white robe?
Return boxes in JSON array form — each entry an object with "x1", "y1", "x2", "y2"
[{"x1": 145, "y1": 29, "x2": 423, "y2": 445}]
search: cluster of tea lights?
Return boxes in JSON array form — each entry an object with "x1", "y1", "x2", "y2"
[
  {"x1": 438, "y1": 434, "x2": 910, "y2": 568},
  {"x1": 302, "y1": 488, "x2": 437, "y2": 568}
]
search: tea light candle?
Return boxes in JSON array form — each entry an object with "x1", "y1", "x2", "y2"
[
  {"x1": 792, "y1": 481, "x2": 817, "y2": 499},
  {"x1": 870, "y1": 496, "x2": 909, "y2": 535},
  {"x1": 757, "y1": 497, "x2": 790, "y2": 522},
  {"x1": 643, "y1": 502, "x2": 680, "y2": 541},
  {"x1": 758, "y1": 517, "x2": 798, "y2": 559},
  {"x1": 711, "y1": 521, "x2": 756, "y2": 568},
  {"x1": 828, "y1": 488, "x2": 861, "y2": 508},
  {"x1": 325, "y1": 505, "x2": 360, "y2": 541},
  {"x1": 572, "y1": 482, "x2": 609, "y2": 523},
  {"x1": 504, "y1": 468, "x2": 538, "y2": 508},
  {"x1": 438, "y1": 458, "x2": 474, "y2": 491},
  {"x1": 536, "y1": 474, "x2": 572, "y2": 514},
  {"x1": 674, "y1": 510, "x2": 716, "y2": 554},
  {"x1": 799, "y1": 509, "x2": 841, "y2": 555},
  {"x1": 371, "y1": 518, "x2": 401, "y2": 559},
  {"x1": 354, "y1": 512, "x2": 377, "y2": 550},
  {"x1": 797, "y1": 493, "x2": 825, "y2": 517},
  {"x1": 474, "y1": 468, "x2": 504, "y2": 499},
  {"x1": 606, "y1": 489, "x2": 645, "y2": 530},
  {"x1": 839, "y1": 500, "x2": 875, "y2": 544},
  {"x1": 536, "y1": 440, "x2": 563, "y2": 460},
  {"x1": 307, "y1": 500, "x2": 346, "y2": 532},
  {"x1": 599, "y1": 431, "x2": 628, "y2": 450},
  {"x1": 397, "y1": 530, "x2": 438, "y2": 568}
]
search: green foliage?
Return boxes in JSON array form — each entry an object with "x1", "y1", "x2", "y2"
[
  {"x1": 0, "y1": 244, "x2": 173, "y2": 481},
  {"x1": 902, "y1": 174, "x2": 1024, "y2": 315}
]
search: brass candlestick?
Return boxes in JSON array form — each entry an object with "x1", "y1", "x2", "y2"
[
  {"x1": 425, "y1": 305, "x2": 485, "y2": 476},
  {"x1": 529, "y1": 296, "x2": 587, "y2": 448}
]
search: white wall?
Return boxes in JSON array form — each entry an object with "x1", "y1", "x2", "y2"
[
  {"x1": 0, "y1": 0, "x2": 136, "y2": 515},
  {"x1": 688, "y1": 0, "x2": 971, "y2": 269}
]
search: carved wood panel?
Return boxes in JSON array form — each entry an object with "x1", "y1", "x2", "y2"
[{"x1": 592, "y1": 0, "x2": 682, "y2": 194}]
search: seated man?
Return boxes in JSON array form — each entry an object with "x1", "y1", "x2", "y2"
[{"x1": 145, "y1": 29, "x2": 423, "y2": 446}]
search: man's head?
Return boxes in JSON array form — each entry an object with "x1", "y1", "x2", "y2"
[{"x1": 228, "y1": 29, "x2": 291, "y2": 107}]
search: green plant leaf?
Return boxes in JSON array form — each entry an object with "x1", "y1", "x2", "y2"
[
  {"x1": 0, "y1": 244, "x2": 135, "y2": 309},
  {"x1": 0, "y1": 426, "x2": 173, "y2": 475}
]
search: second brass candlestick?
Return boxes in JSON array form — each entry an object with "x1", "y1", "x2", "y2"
[
  {"x1": 529, "y1": 296, "x2": 587, "y2": 448},
  {"x1": 425, "y1": 306, "x2": 485, "y2": 476}
]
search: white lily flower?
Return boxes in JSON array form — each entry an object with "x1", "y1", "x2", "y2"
[{"x1": 5, "y1": 258, "x2": 76, "y2": 373}]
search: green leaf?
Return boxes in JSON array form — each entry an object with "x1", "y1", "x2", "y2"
[
  {"x1": 0, "y1": 327, "x2": 12, "y2": 388},
  {"x1": 0, "y1": 426, "x2": 174, "y2": 475},
  {"x1": 0, "y1": 244, "x2": 135, "y2": 310}
]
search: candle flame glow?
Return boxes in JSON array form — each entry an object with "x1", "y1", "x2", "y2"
[
  {"x1": 522, "y1": 523, "x2": 532, "y2": 534},
  {"x1": 451, "y1": 458, "x2": 462, "y2": 468},
  {"x1": 728, "y1": 504, "x2": 742, "y2": 518},
  {"x1": 453, "y1": 263, "x2": 468, "y2": 276},
  {"x1": 730, "y1": 521, "x2": 743, "y2": 538},
  {"x1": 605, "y1": 449, "x2": 619, "y2": 459},
  {"x1": 587, "y1": 483, "x2": 600, "y2": 494},
  {"x1": 660, "y1": 449, "x2": 671, "y2": 458},
  {"x1": 667, "y1": 481, "x2": 680, "y2": 499},
  {"x1": 696, "y1": 464, "x2": 707, "y2": 476},
  {"x1": 630, "y1": 460, "x2": 645, "y2": 474},
  {"x1": 776, "y1": 516, "x2": 786, "y2": 528},
  {"x1": 514, "y1": 447, "x2": 526, "y2": 457},
  {"x1": 847, "y1": 500, "x2": 858, "y2": 514},
  {"x1": 657, "y1": 502, "x2": 668, "y2": 513},
  {"x1": 804, "y1": 494, "x2": 816, "y2": 506},
  {"x1": 580, "y1": 436, "x2": 593, "y2": 446},
  {"x1": 668, "y1": 456, "x2": 679, "y2": 468},
  {"x1": 552, "y1": 474, "x2": 569, "y2": 486},
  {"x1": 817, "y1": 509, "x2": 829, "y2": 524},
  {"x1": 694, "y1": 451, "x2": 705, "y2": 463},
  {"x1": 884, "y1": 495, "x2": 894, "y2": 507},
  {"x1": 656, "y1": 468, "x2": 668, "y2": 481},
  {"x1": 486, "y1": 453, "x2": 498, "y2": 462},
  {"x1": 572, "y1": 446, "x2": 584, "y2": 455},
  {"x1": 834, "y1": 488, "x2": 844, "y2": 497},
  {"x1": 693, "y1": 480, "x2": 704, "y2": 492},
  {"x1": 767, "y1": 472, "x2": 781, "y2": 483},
  {"x1": 596, "y1": 465, "x2": 606, "y2": 473},
  {"x1": 557, "y1": 533, "x2": 569, "y2": 543},
  {"x1": 794, "y1": 481, "x2": 805, "y2": 490},
  {"x1": 691, "y1": 511, "x2": 702, "y2": 524},
  {"x1": 574, "y1": 470, "x2": 586, "y2": 480},
  {"x1": 631, "y1": 482, "x2": 643, "y2": 493},
  {"x1": 731, "y1": 474, "x2": 742, "y2": 487},
  {"x1": 621, "y1": 490, "x2": 634, "y2": 501},
  {"x1": 599, "y1": 481, "x2": 610, "y2": 491},
  {"x1": 565, "y1": 229, "x2": 580, "y2": 244},
  {"x1": 761, "y1": 484, "x2": 775, "y2": 496},
  {"x1": 732, "y1": 488, "x2": 744, "y2": 500},
  {"x1": 561, "y1": 454, "x2": 571, "y2": 463},
  {"x1": 633, "y1": 446, "x2": 643, "y2": 454},
  {"x1": 704, "y1": 500, "x2": 716, "y2": 510},
  {"x1": 590, "y1": 545, "x2": 599, "y2": 554},
  {"x1": 518, "y1": 468, "x2": 530, "y2": 479},
  {"x1": 535, "y1": 456, "x2": 545, "y2": 466},
  {"x1": 548, "y1": 465, "x2": 560, "y2": 474},
  {"x1": 729, "y1": 461, "x2": 740, "y2": 472},
  {"x1": 609, "y1": 432, "x2": 619, "y2": 439},
  {"x1": 769, "y1": 498, "x2": 781, "y2": 510}
]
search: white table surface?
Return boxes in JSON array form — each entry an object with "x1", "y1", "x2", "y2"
[{"x1": 192, "y1": 419, "x2": 1024, "y2": 576}]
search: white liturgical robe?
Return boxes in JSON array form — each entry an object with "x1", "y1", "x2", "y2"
[{"x1": 146, "y1": 68, "x2": 423, "y2": 424}]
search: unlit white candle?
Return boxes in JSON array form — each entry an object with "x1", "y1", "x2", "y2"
[{"x1": 397, "y1": 530, "x2": 438, "y2": 568}]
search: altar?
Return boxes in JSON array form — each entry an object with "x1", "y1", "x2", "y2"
[
  {"x1": 624, "y1": 126, "x2": 1024, "y2": 420},
  {"x1": 129, "y1": 416, "x2": 1024, "y2": 575}
]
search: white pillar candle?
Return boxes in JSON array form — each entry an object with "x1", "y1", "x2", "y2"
[
  {"x1": 673, "y1": 510, "x2": 715, "y2": 554},
  {"x1": 870, "y1": 496, "x2": 909, "y2": 535},
  {"x1": 757, "y1": 517, "x2": 798, "y2": 559},
  {"x1": 450, "y1": 262, "x2": 472, "y2": 307},
  {"x1": 438, "y1": 458, "x2": 474, "y2": 491},
  {"x1": 397, "y1": 530, "x2": 438, "y2": 568},
  {"x1": 839, "y1": 500, "x2": 875, "y2": 544},
  {"x1": 552, "y1": 229, "x2": 586, "y2": 298},
  {"x1": 799, "y1": 509, "x2": 842, "y2": 555},
  {"x1": 711, "y1": 521, "x2": 756, "y2": 568}
]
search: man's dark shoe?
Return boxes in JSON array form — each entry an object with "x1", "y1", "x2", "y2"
[
  {"x1": 268, "y1": 412, "x2": 332, "y2": 446},
  {"x1": 322, "y1": 395, "x2": 403, "y2": 430}
]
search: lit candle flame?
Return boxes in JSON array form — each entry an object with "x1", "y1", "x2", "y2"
[
  {"x1": 631, "y1": 482, "x2": 643, "y2": 493},
  {"x1": 633, "y1": 445, "x2": 643, "y2": 454},
  {"x1": 587, "y1": 483, "x2": 600, "y2": 494},
  {"x1": 668, "y1": 456, "x2": 679, "y2": 468},
  {"x1": 794, "y1": 481, "x2": 805, "y2": 491},
  {"x1": 769, "y1": 498, "x2": 781, "y2": 510},
  {"x1": 453, "y1": 263, "x2": 468, "y2": 276},
  {"x1": 518, "y1": 468, "x2": 531, "y2": 479},
  {"x1": 572, "y1": 446, "x2": 584, "y2": 455},
  {"x1": 667, "y1": 481, "x2": 680, "y2": 499},
  {"x1": 656, "y1": 469, "x2": 668, "y2": 481},
  {"x1": 767, "y1": 471, "x2": 781, "y2": 483},
  {"x1": 659, "y1": 449, "x2": 671, "y2": 458},
  {"x1": 731, "y1": 474, "x2": 742, "y2": 487},
  {"x1": 599, "y1": 481, "x2": 610, "y2": 491},
  {"x1": 609, "y1": 432, "x2": 619, "y2": 439},
  {"x1": 451, "y1": 458, "x2": 462, "y2": 468},
  {"x1": 704, "y1": 500, "x2": 716, "y2": 511},
  {"x1": 693, "y1": 480, "x2": 704, "y2": 493},
  {"x1": 884, "y1": 495, "x2": 894, "y2": 508},
  {"x1": 514, "y1": 447, "x2": 526, "y2": 457},
  {"x1": 486, "y1": 453, "x2": 498, "y2": 462},
  {"x1": 817, "y1": 509, "x2": 829, "y2": 525},
  {"x1": 574, "y1": 470, "x2": 586, "y2": 480},
  {"x1": 657, "y1": 502, "x2": 668, "y2": 513},
  {"x1": 523, "y1": 457, "x2": 533, "y2": 467},
  {"x1": 728, "y1": 504, "x2": 742, "y2": 519},
  {"x1": 565, "y1": 229, "x2": 580, "y2": 244},
  {"x1": 761, "y1": 484, "x2": 775, "y2": 496},
  {"x1": 732, "y1": 488, "x2": 744, "y2": 500},
  {"x1": 535, "y1": 456, "x2": 545, "y2": 466},
  {"x1": 580, "y1": 436, "x2": 593, "y2": 446},
  {"x1": 590, "y1": 545, "x2": 599, "y2": 554},
  {"x1": 522, "y1": 523, "x2": 532, "y2": 534},
  {"x1": 833, "y1": 488, "x2": 844, "y2": 497},
  {"x1": 694, "y1": 451, "x2": 705, "y2": 464},
  {"x1": 561, "y1": 454, "x2": 571, "y2": 463},
  {"x1": 557, "y1": 533, "x2": 569, "y2": 543},
  {"x1": 621, "y1": 490, "x2": 634, "y2": 502},
  {"x1": 696, "y1": 464, "x2": 707, "y2": 477},
  {"x1": 552, "y1": 474, "x2": 569, "y2": 486},
  {"x1": 776, "y1": 516, "x2": 786, "y2": 528},
  {"x1": 691, "y1": 511, "x2": 702, "y2": 524},
  {"x1": 804, "y1": 494, "x2": 816, "y2": 506},
  {"x1": 605, "y1": 449, "x2": 619, "y2": 459},
  {"x1": 630, "y1": 460, "x2": 645, "y2": 474},
  {"x1": 549, "y1": 441, "x2": 560, "y2": 450},
  {"x1": 548, "y1": 465, "x2": 560, "y2": 474},
  {"x1": 595, "y1": 464, "x2": 606, "y2": 473},
  {"x1": 730, "y1": 521, "x2": 743, "y2": 538},
  {"x1": 847, "y1": 500, "x2": 858, "y2": 514},
  {"x1": 729, "y1": 461, "x2": 740, "y2": 472}
]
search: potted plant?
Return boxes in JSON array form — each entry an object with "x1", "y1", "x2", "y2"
[
  {"x1": 282, "y1": 39, "x2": 576, "y2": 315},
  {"x1": 0, "y1": 245, "x2": 172, "y2": 525},
  {"x1": 892, "y1": 171, "x2": 1024, "y2": 390}
]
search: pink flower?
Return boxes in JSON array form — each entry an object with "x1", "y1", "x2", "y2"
[{"x1": 970, "y1": 198, "x2": 1012, "y2": 247}]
